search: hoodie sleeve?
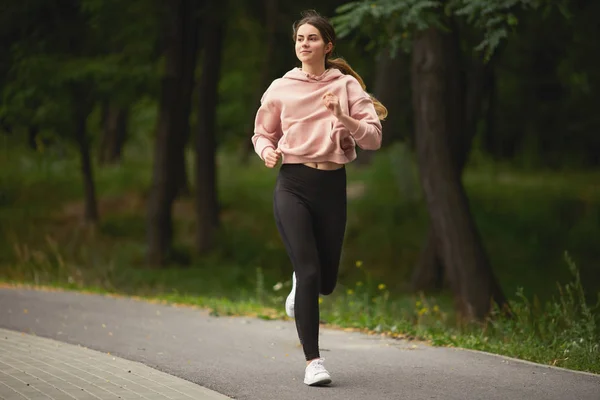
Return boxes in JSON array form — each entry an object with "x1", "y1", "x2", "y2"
[
  {"x1": 346, "y1": 78, "x2": 382, "y2": 150},
  {"x1": 252, "y1": 82, "x2": 283, "y2": 160}
]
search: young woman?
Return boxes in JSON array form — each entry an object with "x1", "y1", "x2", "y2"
[{"x1": 251, "y1": 9, "x2": 387, "y2": 386}]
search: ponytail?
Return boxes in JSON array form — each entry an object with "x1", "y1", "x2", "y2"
[{"x1": 326, "y1": 57, "x2": 388, "y2": 121}]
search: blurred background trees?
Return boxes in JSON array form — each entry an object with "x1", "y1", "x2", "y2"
[{"x1": 1, "y1": 0, "x2": 599, "y2": 322}]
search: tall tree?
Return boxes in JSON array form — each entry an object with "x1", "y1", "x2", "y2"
[
  {"x1": 411, "y1": 27, "x2": 506, "y2": 318},
  {"x1": 333, "y1": 0, "x2": 571, "y2": 318},
  {"x1": 173, "y1": 0, "x2": 202, "y2": 196},
  {"x1": 147, "y1": 0, "x2": 199, "y2": 265},
  {"x1": 411, "y1": 21, "x2": 496, "y2": 292},
  {"x1": 195, "y1": 0, "x2": 226, "y2": 253},
  {"x1": 332, "y1": 0, "x2": 513, "y2": 318}
]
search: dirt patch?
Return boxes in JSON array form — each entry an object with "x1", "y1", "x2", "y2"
[{"x1": 347, "y1": 181, "x2": 366, "y2": 199}]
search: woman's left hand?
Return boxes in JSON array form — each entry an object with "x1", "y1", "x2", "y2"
[{"x1": 323, "y1": 92, "x2": 342, "y2": 118}]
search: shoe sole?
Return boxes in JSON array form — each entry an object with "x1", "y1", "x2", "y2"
[{"x1": 304, "y1": 375, "x2": 332, "y2": 386}]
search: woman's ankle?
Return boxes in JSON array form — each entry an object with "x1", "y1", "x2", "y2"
[{"x1": 306, "y1": 357, "x2": 320, "y2": 366}]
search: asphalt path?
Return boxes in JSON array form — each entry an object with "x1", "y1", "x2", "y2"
[{"x1": 0, "y1": 287, "x2": 598, "y2": 400}]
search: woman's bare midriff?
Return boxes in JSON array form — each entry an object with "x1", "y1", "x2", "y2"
[{"x1": 302, "y1": 161, "x2": 344, "y2": 170}]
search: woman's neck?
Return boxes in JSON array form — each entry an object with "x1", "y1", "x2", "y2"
[{"x1": 301, "y1": 62, "x2": 326, "y2": 77}]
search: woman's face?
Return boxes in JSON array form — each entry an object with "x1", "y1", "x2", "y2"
[{"x1": 295, "y1": 23, "x2": 332, "y2": 66}]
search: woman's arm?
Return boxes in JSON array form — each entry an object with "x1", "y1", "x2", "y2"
[
  {"x1": 323, "y1": 79, "x2": 382, "y2": 150},
  {"x1": 251, "y1": 86, "x2": 283, "y2": 160},
  {"x1": 335, "y1": 112, "x2": 360, "y2": 135},
  {"x1": 344, "y1": 79, "x2": 383, "y2": 150}
]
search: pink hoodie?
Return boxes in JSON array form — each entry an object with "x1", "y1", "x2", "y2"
[{"x1": 251, "y1": 67, "x2": 382, "y2": 165}]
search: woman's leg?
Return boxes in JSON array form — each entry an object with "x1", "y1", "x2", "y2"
[
  {"x1": 273, "y1": 186, "x2": 322, "y2": 361},
  {"x1": 313, "y1": 198, "x2": 347, "y2": 296},
  {"x1": 314, "y1": 170, "x2": 347, "y2": 296}
]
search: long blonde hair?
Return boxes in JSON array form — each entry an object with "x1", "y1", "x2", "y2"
[{"x1": 292, "y1": 10, "x2": 388, "y2": 121}]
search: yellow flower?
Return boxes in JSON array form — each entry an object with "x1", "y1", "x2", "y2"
[
  {"x1": 418, "y1": 308, "x2": 429, "y2": 316},
  {"x1": 355, "y1": 260, "x2": 363, "y2": 268},
  {"x1": 347, "y1": 289, "x2": 354, "y2": 295},
  {"x1": 416, "y1": 300, "x2": 422, "y2": 307},
  {"x1": 378, "y1": 283, "x2": 386, "y2": 291},
  {"x1": 433, "y1": 305, "x2": 440, "y2": 313},
  {"x1": 356, "y1": 281, "x2": 363, "y2": 287},
  {"x1": 318, "y1": 297, "x2": 323, "y2": 304}
]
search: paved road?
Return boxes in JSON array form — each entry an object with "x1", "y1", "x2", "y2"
[
  {"x1": 0, "y1": 287, "x2": 598, "y2": 400},
  {"x1": 0, "y1": 327, "x2": 229, "y2": 399}
]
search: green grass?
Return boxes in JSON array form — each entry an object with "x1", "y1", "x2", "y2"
[{"x1": 1, "y1": 137, "x2": 599, "y2": 374}]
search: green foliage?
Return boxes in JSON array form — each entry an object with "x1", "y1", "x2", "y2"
[
  {"x1": 2, "y1": 136, "x2": 599, "y2": 293},
  {"x1": 452, "y1": 0, "x2": 571, "y2": 59},
  {"x1": 462, "y1": 253, "x2": 599, "y2": 372},
  {"x1": 332, "y1": 0, "x2": 571, "y2": 59},
  {"x1": 332, "y1": 0, "x2": 444, "y2": 55},
  {"x1": 216, "y1": 5, "x2": 266, "y2": 145},
  {"x1": 318, "y1": 253, "x2": 599, "y2": 373},
  {"x1": 80, "y1": 0, "x2": 159, "y2": 60},
  {"x1": 0, "y1": 0, "x2": 158, "y2": 136},
  {"x1": 2, "y1": 55, "x2": 154, "y2": 132}
]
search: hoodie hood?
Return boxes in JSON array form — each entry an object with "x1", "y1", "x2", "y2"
[{"x1": 282, "y1": 67, "x2": 344, "y2": 83}]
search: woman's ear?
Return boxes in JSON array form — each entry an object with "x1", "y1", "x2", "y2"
[{"x1": 325, "y1": 42, "x2": 333, "y2": 55}]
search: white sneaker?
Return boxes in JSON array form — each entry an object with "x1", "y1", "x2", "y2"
[
  {"x1": 285, "y1": 272, "x2": 296, "y2": 318},
  {"x1": 304, "y1": 358, "x2": 332, "y2": 386}
]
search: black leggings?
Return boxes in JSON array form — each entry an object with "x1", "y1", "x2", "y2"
[{"x1": 273, "y1": 163, "x2": 347, "y2": 361}]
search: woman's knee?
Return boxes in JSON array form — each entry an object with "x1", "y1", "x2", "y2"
[{"x1": 297, "y1": 268, "x2": 320, "y2": 287}]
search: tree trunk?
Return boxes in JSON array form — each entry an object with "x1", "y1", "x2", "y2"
[
  {"x1": 28, "y1": 125, "x2": 39, "y2": 151},
  {"x1": 240, "y1": 0, "x2": 278, "y2": 164},
  {"x1": 146, "y1": 0, "x2": 187, "y2": 266},
  {"x1": 99, "y1": 102, "x2": 128, "y2": 165},
  {"x1": 173, "y1": 0, "x2": 201, "y2": 196},
  {"x1": 411, "y1": 28, "x2": 494, "y2": 293},
  {"x1": 411, "y1": 27, "x2": 507, "y2": 320},
  {"x1": 0, "y1": 118, "x2": 12, "y2": 135},
  {"x1": 411, "y1": 228, "x2": 445, "y2": 291},
  {"x1": 195, "y1": 1, "x2": 225, "y2": 253},
  {"x1": 74, "y1": 100, "x2": 98, "y2": 224}
]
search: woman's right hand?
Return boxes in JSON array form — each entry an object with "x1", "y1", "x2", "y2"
[{"x1": 263, "y1": 147, "x2": 282, "y2": 168}]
